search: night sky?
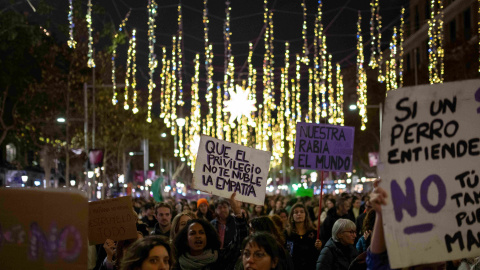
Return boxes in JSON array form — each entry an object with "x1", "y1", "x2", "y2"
[{"x1": 2, "y1": 0, "x2": 408, "y2": 103}]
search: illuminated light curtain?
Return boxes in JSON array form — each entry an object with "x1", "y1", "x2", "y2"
[
  {"x1": 112, "y1": 11, "x2": 130, "y2": 105},
  {"x1": 327, "y1": 54, "x2": 336, "y2": 124},
  {"x1": 124, "y1": 29, "x2": 136, "y2": 111},
  {"x1": 307, "y1": 68, "x2": 313, "y2": 122},
  {"x1": 368, "y1": 0, "x2": 379, "y2": 69},
  {"x1": 301, "y1": 0, "x2": 309, "y2": 65},
  {"x1": 159, "y1": 48, "x2": 167, "y2": 119},
  {"x1": 170, "y1": 36, "x2": 178, "y2": 135},
  {"x1": 177, "y1": 1, "x2": 185, "y2": 107},
  {"x1": 336, "y1": 63, "x2": 344, "y2": 125},
  {"x1": 283, "y1": 42, "x2": 291, "y2": 145},
  {"x1": 261, "y1": 0, "x2": 274, "y2": 151},
  {"x1": 131, "y1": 29, "x2": 138, "y2": 114},
  {"x1": 295, "y1": 55, "x2": 302, "y2": 122},
  {"x1": 399, "y1": 7, "x2": 405, "y2": 87},
  {"x1": 320, "y1": 35, "x2": 328, "y2": 119},
  {"x1": 68, "y1": 0, "x2": 76, "y2": 48},
  {"x1": 279, "y1": 67, "x2": 286, "y2": 158},
  {"x1": 147, "y1": 0, "x2": 158, "y2": 123},
  {"x1": 188, "y1": 54, "x2": 201, "y2": 168},
  {"x1": 428, "y1": 0, "x2": 444, "y2": 84},
  {"x1": 314, "y1": 0, "x2": 323, "y2": 123},
  {"x1": 223, "y1": 1, "x2": 233, "y2": 141},
  {"x1": 248, "y1": 42, "x2": 257, "y2": 146},
  {"x1": 87, "y1": 0, "x2": 95, "y2": 68},
  {"x1": 356, "y1": 12, "x2": 368, "y2": 131},
  {"x1": 223, "y1": 86, "x2": 231, "y2": 141},
  {"x1": 204, "y1": 0, "x2": 214, "y2": 136},
  {"x1": 386, "y1": 27, "x2": 398, "y2": 92},
  {"x1": 216, "y1": 83, "x2": 223, "y2": 140}
]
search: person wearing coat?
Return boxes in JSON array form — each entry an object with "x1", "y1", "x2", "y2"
[{"x1": 316, "y1": 219, "x2": 358, "y2": 270}]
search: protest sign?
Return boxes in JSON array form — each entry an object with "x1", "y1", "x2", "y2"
[
  {"x1": 193, "y1": 135, "x2": 271, "y2": 205},
  {"x1": 294, "y1": 122, "x2": 355, "y2": 172},
  {"x1": 0, "y1": 188, "x2": 88, "y2": 270},
  {"x1": 379, "y1": 80, "x2": 480, "y2": 268},
  {"x1": 88, "y1": 196, "x2": 138, "y2": 245}
]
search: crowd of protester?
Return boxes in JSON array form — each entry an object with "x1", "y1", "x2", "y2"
[{"x1": 89, "y1": 184, "x2": 480, "y2": 270}]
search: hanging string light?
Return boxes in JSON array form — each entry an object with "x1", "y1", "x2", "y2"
[
  {"x1": 159, "y1": 47, "x2": 167, "y2": 119},
  {"x1": 170, "y1": 36, "x2": 178, "y2": 134},
  {"x1": 67, "y1": 0, "x2": 76, "y2": 49},
  {"x1": 320, "y1": 35, "x2": 328, "y2": 119},
  {"x1": 124, "y1": 29, "x2": 136, "y2": 111},
  {"x1": 131, "y1": 29, "x2": 138, "y2": 114},
  {"x1": 147, "y1": 0, "x2": 158, "y2": 123},
  {"x1": 307, "y1": 68, "x2": 313, "y2": 122},
  {"x1": 112, "y1": 11, "x2": 130, "y2": 105},
  {"x1": 314, "y1": 0, "x2": 323, "y2": 123},
  {"x1": 336, "y1": 63, "x2": 344, "y2": 125},
  {"x1": 87, "y1": 0, "x2": 95, "y2": 68},
  {"x1": 177, "y1": 1, "x2": 185, "y2": 107},
  {"x1": 189, "y1": 54, "x2": 201, "y2": 167},
  {"x1": 386, "y1": 27, "x2": 398, "y2": 91},
  {"x1": 216, "y1": 83, "x2": 223, "y2": 140},
  {"x1": 376, "y1": 7, "x2": 384, "y2": 82},
  {"x1": 328, "y1": 54, "x2": 335, "y2": 124},
  {"x1": 301, "y1": 0, "x2": 309, "y2": 65},
  {"x1": 164, "y1": 59, "x2": 172, "y2": 127},
  {"x1": 428, "y1": 0, "x2": 444, "y2": 84},
  {"x1": 356, "y1": 12, "x2": 368, "y2": 131},
  {"x1": 368, "y1": 0, "x2": 379, "y2": 68},
  {"x1": 204, "y1": 0, "x2": 214, "y2": 136},
  {"x1": 284, "y1": 42, "x2": 291, "y2": 154},
  {"x1": 399, "y1": 7, "x2": 405, "y2": 87}
]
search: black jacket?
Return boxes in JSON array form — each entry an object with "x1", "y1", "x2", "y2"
[{"x1": 316, "y1": 238, "x2": 358, "y2": 270}]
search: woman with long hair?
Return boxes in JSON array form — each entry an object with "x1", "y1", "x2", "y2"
[
  {"x1": 170, "y1": 211, "x2": 196, "y2": 242},
  {"x1": 120, "y1": 236, "x2": 172, "y2": 270},
  {"x1": 285, "y1": 203, "x2": 321, "y2": 270},
  {"x1": 172, "y1": 219, "x2": 220, "y2": 270}
]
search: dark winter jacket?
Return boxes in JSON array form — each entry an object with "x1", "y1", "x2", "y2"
[
  {"x1": 319, "y1": 207, "x2": 350, "y2": 248},
  {"x1": 316, "y1": 238, "x2": 358, "y2": 270}
]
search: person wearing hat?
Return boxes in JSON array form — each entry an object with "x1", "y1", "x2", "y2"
[{"x1": 196, "y1": 197, "x2": 214, "y2": 222}]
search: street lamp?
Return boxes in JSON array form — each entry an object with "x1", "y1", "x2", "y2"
[
  {"x1": 70, "y1": 179, "x2": 76, "y2": 186},
  {"x1": 56, "y1": 117, "x2": 66, "y2": 123},
  {"x1": 22, "y1": 175, "x2": 28, "y2": 184}
]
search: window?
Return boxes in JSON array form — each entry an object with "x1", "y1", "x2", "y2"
[{"x1": 6, "y1": 143, "x2": 16, "y2": 162}]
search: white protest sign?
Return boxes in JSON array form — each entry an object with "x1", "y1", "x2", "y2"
[
  {"x1": 193, "y1": 135, "x2": 272, "y2": 205},
  {"x1": 379, "y1": 79, "x2": 480, "y2": 268}
]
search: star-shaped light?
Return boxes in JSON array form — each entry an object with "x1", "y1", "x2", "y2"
[{"x1": 224, "y1": 85, "x2": 257, "y2": 126}]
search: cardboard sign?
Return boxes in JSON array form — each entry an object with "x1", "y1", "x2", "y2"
[
  {"x1": 379, "y1": 80, "x2": 480, "y2": 268},
  {"x1": 193, "y1": 135, "x2": 272, "y2": 205},
  {"x1": 294, "y1": 122, "x2": 355, "y2": 172},
  {"x1": 88, "y1": 196, "x2": 138, "y2": 245},
  {"x1": 0, "y1": 188, "x2": 88, "y2": 270}
]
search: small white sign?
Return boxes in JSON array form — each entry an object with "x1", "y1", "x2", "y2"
[{"x1": 193, "y1": 135, "x2": 271, "y2": 205}]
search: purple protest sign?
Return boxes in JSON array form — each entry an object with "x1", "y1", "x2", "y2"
[{"x1": 294, "y1": 122, "x2": 355, "y2": 172}]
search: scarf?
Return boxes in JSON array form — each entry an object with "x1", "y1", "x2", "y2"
[{"x1": 178, "y1": 249, "x2": 218, "y2": 270}]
